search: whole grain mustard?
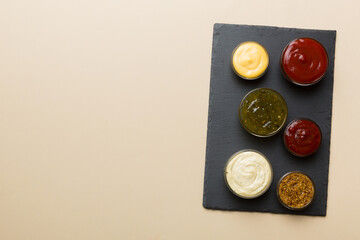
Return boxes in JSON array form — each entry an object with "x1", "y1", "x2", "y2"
[{"x1": 278, "y1": 172, "x2": 315, "y2": 209}]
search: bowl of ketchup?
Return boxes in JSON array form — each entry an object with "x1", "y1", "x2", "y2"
[
  {"x1": 283, "y1": 119, "x2": 322, "y2": 157},
  {"x1": 281, "y1": 38, "x2": 328, "y2": 86}
]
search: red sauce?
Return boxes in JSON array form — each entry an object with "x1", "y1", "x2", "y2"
[
  {"x1": 281, "y1": 38, "x2": 328, "y2": 85},
  {"x1": 284, "y1": 119, "x2": 321, "y2": 157}
]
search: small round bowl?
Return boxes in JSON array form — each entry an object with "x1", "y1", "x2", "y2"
[
  {"x1": 277, "y1": 171, "x2": 315, "y2": 210},
  {"x1": 224, "y1": 149, "x2": 273, "y2": 199},
  {"x1": 231, "y1": 41, "x2": 269, "y2": 80},
  {"x1": 283, "y1": 118, "x2": 322, "y2": 157},
  {"x1": 239, "y1": 88, "x2": 288, "y2": 137},
  {"x1": 280, "y1": 37, "x2": 328, "y2": 86}
]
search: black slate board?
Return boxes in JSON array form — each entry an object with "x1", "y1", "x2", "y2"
[{"x1": 203, "y1": 24, "x2": 336, "y2": 216}]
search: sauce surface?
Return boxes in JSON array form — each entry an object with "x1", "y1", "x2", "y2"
[
  {"x1": 278, "y1": 172, "x2": 315, "y2": 209},
  {"x1": 232, "y1": 41, "x2": 269, "y2": 79},
  {"x1": 284, "y1": 119, "x2": 321, "y2": 157},
  {"x1": 281, "y1": 38, "x2": 328, "y2": 85},
  {"x1": 239, "y1": 88, "x2": 287, "y2": 137},
  {"x1": 225, "y1": 150, "x2": 272, "y2": 198}
]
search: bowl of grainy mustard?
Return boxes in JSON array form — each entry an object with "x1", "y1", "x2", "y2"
[{"x1": 277, "y1": 171, "x2": 315, "y2": 210}]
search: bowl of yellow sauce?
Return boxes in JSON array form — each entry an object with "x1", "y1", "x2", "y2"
[{"x1": 231, "y1": 41, "x2": 269, "y2": 80}]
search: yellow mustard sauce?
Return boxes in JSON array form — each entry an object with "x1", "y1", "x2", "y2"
[{"x1": 232, "y1": 41, "x2": 269, "y2": 79}]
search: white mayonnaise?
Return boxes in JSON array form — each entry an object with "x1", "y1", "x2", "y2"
[{"x1": 225, "y1": 150, "x2": 273, "y2": 198}]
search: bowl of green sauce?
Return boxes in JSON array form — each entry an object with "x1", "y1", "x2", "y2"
[{"x1": 239, "y1": 88, "x2": 288, "y2": 137}]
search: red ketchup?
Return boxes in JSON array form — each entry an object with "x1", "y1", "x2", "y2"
[
  {"x1": 281, "y1": 38, "x2": 328, "y2": 86},
  {"x1": 284, "y1": 119, "x2": 321, "y2": 157}
]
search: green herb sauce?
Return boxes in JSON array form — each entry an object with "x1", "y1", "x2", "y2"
[{"x1": 239, "y1": 88, "x2": 287, "y2": 137}]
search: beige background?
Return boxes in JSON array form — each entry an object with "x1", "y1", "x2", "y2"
[{"x1": 0, "y1": 0, "x2": 358, "y2": 239}]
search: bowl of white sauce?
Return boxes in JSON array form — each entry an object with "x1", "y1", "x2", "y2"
[{"x1": 224, "y1": 149, "x2": 273, "y2": 199}]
